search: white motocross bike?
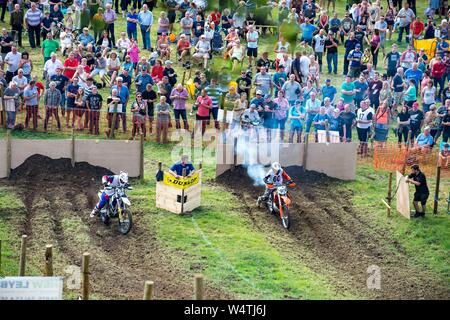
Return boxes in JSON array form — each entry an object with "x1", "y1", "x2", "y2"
[{"x1": 97, "y1": 185, "x2": 133, "y2": 235}]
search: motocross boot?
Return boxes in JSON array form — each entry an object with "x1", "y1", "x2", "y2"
[{"x1": 90, "y1": 207, "x2": 99, "y2": 218}]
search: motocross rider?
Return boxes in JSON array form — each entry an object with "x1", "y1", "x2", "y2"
[
  {"x1": 257, "y1": 162, "x2": 296, "y2": 205},
  {"x1": 90, "y1": 171, "x2": 129, "y2": 218}
]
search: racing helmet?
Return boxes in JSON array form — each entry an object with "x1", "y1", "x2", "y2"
[
  {"x1": 271, "y1": 162, "x2": 282, "y2": 174},
  {"x1": 119, "y1": 171, "x2": 129, "y2": 185}
]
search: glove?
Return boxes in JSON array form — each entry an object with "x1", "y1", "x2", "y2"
[{"x1": 287, "y1": 180, "x2": 296, "y2": 188}]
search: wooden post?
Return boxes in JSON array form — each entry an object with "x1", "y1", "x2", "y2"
[
  {"x1": 6, "y1": 129, "x2": 11, "y2": 178},
  {"x1": 194, "y1": 274, "x2": 204, "y2": 300},
  {"x1": 18, "y1": 235, "x2": 27, "y2": 276},
  {"x1": 143, "y1": 281, "x2": 154, "y2": 300},
  {"x1": 433, "y1": 165, "x2": 441, "y2": 215},
  {"x1": 110, "y1": 103, "x2": 118, "y2": 139},
  {"x1": 302, "y1": 135, "x2": 309, "y2": 172},
  {"x1": 387, "y1": 172, "x2": 393, "y2": 217},
  {"x1": 198, "y1": 161, "x2": 202, "y2": 170},
  {"x1": 44, "y1": 244, "x2": 53, "y2": 276},
  {"x1": 140, "y1": 133, "x2": 144, "y2": 182},
  {"x1": 181, "y1": 168, "x2": 187, "y2": 215},
  {"x1": 158, "y1": 161, "x2": 162, "y2": 172},
  {"x1": 82, "y1": 252, "x2": 90, "y2": 300},
  {"x1": 0, "y1": 239, "x2": 2, "y2": 272},
  {"x1": 71, "y1": 128, "x2": 75, "y2": 167},
  {"x1": 181, "y1": 70, "x2": 187, "y2": 86},
  {"x1": 381, "y1": 199, "x2": 391, "y2": 216}
]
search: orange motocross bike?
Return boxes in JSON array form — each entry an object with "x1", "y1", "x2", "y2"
[{"x1": 265, "y1": 182, "x2": 296, "y2": 230}]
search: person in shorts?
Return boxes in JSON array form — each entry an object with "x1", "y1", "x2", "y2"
[{"x1": 405, "y1": 165, "x2": 430, "y2": 218}]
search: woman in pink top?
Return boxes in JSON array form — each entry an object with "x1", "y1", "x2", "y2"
[
  {"x1": 195, "y1": 89, "x2": 212, "y2": 135},
  {"x1": 274, "y1": 90, "x2": 290, "y2": 142},
  {"x1": 128, "y1": 39, "x2": 140, "y2": 70}
]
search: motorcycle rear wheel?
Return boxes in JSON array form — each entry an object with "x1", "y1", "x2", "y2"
[
  {"x1": 118, "y1": 209, "x2": 133, "y2": 235},
  {"x1": 281, "y1": 204, "x2": 290, "y2": 230}
]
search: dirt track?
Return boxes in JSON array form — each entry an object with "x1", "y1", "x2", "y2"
[
  {"x1": 4, "y1": 155, "x2": 229, "y2": 300},
  {"x1": 217, "y1": 166, "x2": 450, "y2": 300}
]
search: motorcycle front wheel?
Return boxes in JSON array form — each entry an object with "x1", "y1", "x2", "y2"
[
  {"x1": 117, "y1": 208, "x2": 133, "y2": 235},
  {"x1": 280, "y1": 204, "x2": 290, "y2": 230}
]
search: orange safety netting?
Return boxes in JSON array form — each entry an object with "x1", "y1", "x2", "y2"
[{"x1": 373, "y1": 143, "x2": 450, "y2": 177}]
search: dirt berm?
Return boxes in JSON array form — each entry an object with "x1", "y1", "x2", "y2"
[
  {"x1": 3, "y1": 155, "x2": 229, "y2": 300},
  {"x1": 216, "y1": 166, "x2": 450, "y2": 299}
]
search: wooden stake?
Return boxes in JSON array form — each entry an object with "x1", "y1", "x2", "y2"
[
  {"x1": 19, "y1": 235, "x2": 27, "y2": 276},
  {"x1": 6, "y1": 129, "x2": 11, "y2": 178},
  {"x1": 433, "y1": 165, "x2": 441, "y2": 215},
  {"x1": 181, "y1": 168, "x2": 187, "y2": 215},
  {"x1": 110, "y1": 103, "x2": 118, "y2": 139},
  {"x1": 143, "y1": 281, "x2": 154, "y2": 300},
  {"x1": 44, "y1": 244, "x2": 53, "y2": 276},
  {"x1": 387, "y1": 172, "x2": 393, "y2": 217},
  {"x1": 381, "y1": 199, "x2": 391, "y2": 216},
  {"x1": 71, "y1": 128, "x2": 75, "y2": 167},
  {"x1": 158, "y1": 161, "x2": 162, "y2": 172},
  {"x1": 194, "y1": 274, "x2": 204, "y2": 300},
  {"x1": 0, "y1": 239, "x2": 2, "y2": 272},
  {"x1": 302, "y1": 135, "x2": 309, "y2": 172},
  {"x1": 140, "y1": 133, "x2": 144, "y2": 182},
  {"x1": 82, "y1": 252, "x2": 90, "y2": 300},
  {"x1": 198, "y1": 161, "x2": 202, "y2": 170}
]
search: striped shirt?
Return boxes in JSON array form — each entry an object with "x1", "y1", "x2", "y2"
[
  {"x1": 205, "y1": 85, "x2": 222, "y2": 108},
  {"x1": 44, "y1": 88, "x2": 62, "y2": 108},
  {"x1": 25, "y1": 9, "x2": 42, "y2": 27}
]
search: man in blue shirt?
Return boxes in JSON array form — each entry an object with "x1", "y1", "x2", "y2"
[
  {"x1": 77, "y1": 28, "x2": 95, "y2": 48},
  {"x1": 126, "y1": 7, "x2": 139, "y2": 42},
  {"x1": 300, "y1": 20, "x2": 317, "y2": 45},
  {"x1": 321, "y1": 79, "x2": 337, "y2": 104},
  {"x1": 415, "y1": 127, "x2": 433, "y2": 150},
  {"x1": 169, "y1": 155, "x2": 196, "y2": 178},
  {"x1": 138, "y1": 4, "x2": 153, "y2": 50},
  {"x1": 353, "y1": 75, "x2": 368, "y2": 108},
  {"x1": 343, "y1": 32, "x2": 359, "y2": 76},
  {"x1": 348, "y1": 43, "x2": 363, "y2": 78},
  {"x1": 404, "y1": 63, "x2": 423, "y2": 89},
  {"x1": 135, "y1": 68, "x2": 154, "y2": 93}
]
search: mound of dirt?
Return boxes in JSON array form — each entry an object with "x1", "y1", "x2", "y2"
[
  {"x1": 217, "y1": 166, "x2": 450, "y2": 299},
  {"x1": 4, "y1": 155, "x2": 229, "y2": 300},
  {"x1": 10, "y1": 154, "x2": 113, "y2": 182}
]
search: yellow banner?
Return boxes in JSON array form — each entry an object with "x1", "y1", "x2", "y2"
[{"x1": 163, "y1": 172, "x2": 200, "y2": 189}]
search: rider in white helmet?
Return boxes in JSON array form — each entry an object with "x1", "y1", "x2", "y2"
[
  {"x1": 257, "y1": 162, "x2": 295, "y2": 205},
  {"x1": 90, "y1": 171, "x2": 129, "y2": 217}
]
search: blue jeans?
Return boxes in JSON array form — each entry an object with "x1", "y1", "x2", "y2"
[
  {"x1": 127, "y1": 28, "x2": 138, "y2": 42},
  {"x1": 397, "y1": 24, "x2": 410, "y2": 43},
  {"x1": 433, "y1": 77, "x2": 445, "y2": 98},
  {"x1": 327, "y1": 53, "x2": 338, "y2": 74},
  {"x1": 107, "y1": 23, "x2": 116, "y2": 47},
  {"x1": 6, "y1": 111, "x2": 16, "y2": 129},
  {"x1": 140, "y1": 25, "x2": 150, "y2": 49},
  {"x1": 305, "y1": 113, "x2": 317, "y2": 133}
]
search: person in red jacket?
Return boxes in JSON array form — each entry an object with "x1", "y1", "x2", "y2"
[
  {"x1": 410, "y1": 16, "x2": 424, "y2": 40},
  {"x1": 431, "y1": 56, "x2": 446, "y2": 102},
  {"x1": 151, "y1": 59, "x2": 164, "y2": 83}
]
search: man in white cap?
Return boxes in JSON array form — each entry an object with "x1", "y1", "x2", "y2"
[{"x1": 193, "y1": 34, "x2": 210, "y2": 69}]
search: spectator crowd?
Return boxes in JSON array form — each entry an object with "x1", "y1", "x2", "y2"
[{"x1": 0, "y1": 0, "x2": 448, "y2": 162}]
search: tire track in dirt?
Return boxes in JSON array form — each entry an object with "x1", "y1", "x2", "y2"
[
  {"x1": 4, "y1": 155, "x2": 230, "y2": 300},
  {"x1": 217, "y1": 166, "x2": 450, "y2": 299}
]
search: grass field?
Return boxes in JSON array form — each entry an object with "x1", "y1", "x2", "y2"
[{"x1": 0, "y1": 1, "x2": 449, "y2": 299}]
